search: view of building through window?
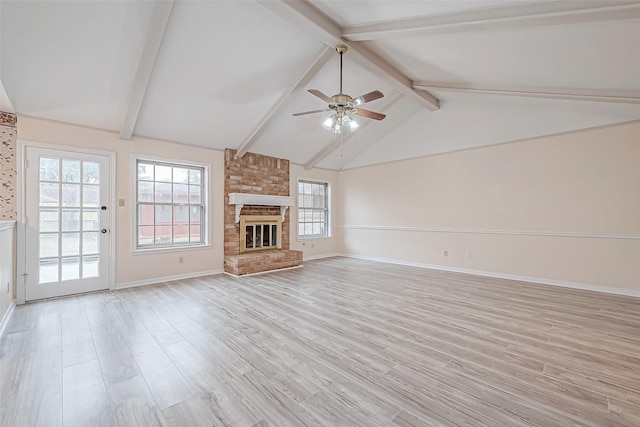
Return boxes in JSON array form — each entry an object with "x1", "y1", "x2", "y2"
[{"x1": 136, "y1": 159, "x2": 206, "y2": 249}]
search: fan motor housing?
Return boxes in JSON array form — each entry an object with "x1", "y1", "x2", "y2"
[{"x1": 331, "y1": 93, "x2": 355, "y2": 110}]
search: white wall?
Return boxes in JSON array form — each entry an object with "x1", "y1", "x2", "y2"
[{"x1": 338, "y1": 121, "x2": 640, "y2": 293}]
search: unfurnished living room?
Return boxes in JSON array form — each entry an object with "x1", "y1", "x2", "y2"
[{"x1": 0, "y1": 0, "x2": 639, "y2": 426}]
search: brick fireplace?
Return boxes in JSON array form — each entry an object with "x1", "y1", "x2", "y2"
[{"x1": 223, "y1": 149, "x2": 303, "y2": 275}]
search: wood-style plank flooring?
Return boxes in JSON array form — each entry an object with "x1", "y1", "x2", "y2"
[{"x1": 1, "y1": 257, "x2": 640, "y2": 426}]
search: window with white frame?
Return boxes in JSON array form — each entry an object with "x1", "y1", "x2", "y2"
[
  {"x1": 135, "y1": 158, "x2": 207, "y2": 250},
  {"x1": 298, "y1": 179, "x2": 329, "y2": 238}
]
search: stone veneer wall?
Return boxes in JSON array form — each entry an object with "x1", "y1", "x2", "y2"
[
  {"x1": 0, "y1": 112, "x2": 17, "y2": 220},
  {"x1": 224, "y1": 148, "x2": 291, "y2": 256}
]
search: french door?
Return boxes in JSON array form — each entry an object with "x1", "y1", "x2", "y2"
[{"x1": 24, "y1": 146, "x2": 112, "y2": 301}]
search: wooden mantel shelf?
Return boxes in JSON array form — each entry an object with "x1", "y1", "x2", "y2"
[{"x1": 228, "y1": 193, "x2": 294, "y2": 223}]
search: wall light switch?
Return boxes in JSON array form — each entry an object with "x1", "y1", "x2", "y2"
[{"x1": 118, "y1": 199, "x2": 125, "y2": 207}]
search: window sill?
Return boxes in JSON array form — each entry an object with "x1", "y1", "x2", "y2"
[
  {"x1": 132, "y1": 244, "x2": 212, "y2": 255},
  {"x1": 297, "y1": 235, "x2": 332, "y2": 241}
]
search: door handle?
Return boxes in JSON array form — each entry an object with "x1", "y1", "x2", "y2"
[{"x1": 101, "y1": 229, "x2": 108, "y2": 233}]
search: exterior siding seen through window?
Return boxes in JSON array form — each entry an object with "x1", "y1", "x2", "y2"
[{"x1": 136, "y1": 159, "x2": 206, "y2": 249}]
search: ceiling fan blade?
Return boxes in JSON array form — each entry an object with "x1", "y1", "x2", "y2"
[
  {"x1": 292, "y1": 109, "x2": 329, "y2": 117},
  {"x1": 353, "y1": 90, "x2": 384, "y2": 106},
  {"x1": 308, "y1": 89, "x2": 333, "y2": 103},
  {"x1": 354, "y1": 108, "x2": 386, "y2": 121}
]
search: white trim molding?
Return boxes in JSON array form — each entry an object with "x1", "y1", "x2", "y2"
[
  {"x1": 228, "y1": 192, "x2": 294, "y2": 223},
  {"x1": 338, "y1": 254, "x2": 640, "y2": 299},
  {"x1": 0, "y1": 301, "x2": 16, "y2": 338},
  {"x1": 0, "y1": 220, "x2": 16, "y2": 232},
  {"x1": 340, "y1": 225, "x2": 640, "y2": 240},
  {"x1": 116, "y1": 268, "x2": 224, "y2": 290}
]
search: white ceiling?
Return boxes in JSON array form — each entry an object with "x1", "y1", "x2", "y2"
[{"x1": 2, "y1": 0, "x2": 639, "y2": 170}]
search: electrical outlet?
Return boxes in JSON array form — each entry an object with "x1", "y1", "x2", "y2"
[
  {"x1": 118, "y1": 198, "x2": 125, "y2": 207},
  {"x1": 444, "y1": 250, "x2": 448, "y2": 257},
  {"x1": 178, "y1": 257, "x2": 184, "y2": 264}
]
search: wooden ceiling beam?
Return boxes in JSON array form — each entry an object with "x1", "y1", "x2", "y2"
[
  {"x1": 343, "y1": 1, "x2": 640, "y2": 41},
  {"x1": 236, "y1": 46, "x2": 334, "y2": 158},
  {"x1": 258, "y1": 0, "x2": 439, "y2": 111},
  {"x1": 119, "y1": 0, "x2": 174, "y2": 140},
  {"x1": 412, "y1": 82, "x2": 640, "y2": 104}
]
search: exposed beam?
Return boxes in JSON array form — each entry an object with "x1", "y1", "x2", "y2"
[
  {"x1": 343, "y1": 1, "x2": 640, "y2": 40},
  {"x1": 304, "y1": 93, "x2": 403, "y2": 170},
  {"x1": 258, "y1": 0, "x2": 439, "y2": 111},
  {"x1": 236, "y1": 46, "x2": 333, "y2": 158},
  {"x1": 412, "y1": 82, "x2": 640, "y2": 104},
  {"x1": 119, "y1": 0, "x2": 174, "y2": 140}
]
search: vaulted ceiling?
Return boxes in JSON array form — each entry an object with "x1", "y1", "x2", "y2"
[{"x1": 1, "y1": 0, "x2": 639, "y2": 170}]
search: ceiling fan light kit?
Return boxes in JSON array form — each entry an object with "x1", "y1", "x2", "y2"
[{"x1": 293, "y1": 44, "x2": 386, "y2": 134}]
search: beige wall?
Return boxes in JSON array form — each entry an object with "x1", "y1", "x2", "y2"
[
  {"x1": 18, "y1": 115, "x2": 225, "y2": 286},
  {"x1": 289, "y1": 164, "x2": 340, "y2": 259},
  {"x1": 338, "y1": 121, "x2": 640, "y2": 292},
  {"x1": 16, "y1": 115, "x2": 341, "y2": 288},
  {"x1": 14, "y1": 115, "x2": 640, "y2": 294}
]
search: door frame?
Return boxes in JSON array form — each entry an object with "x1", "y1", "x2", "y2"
[{"x1": 16, "y1": 139, "x2": 116, "y2": 304}]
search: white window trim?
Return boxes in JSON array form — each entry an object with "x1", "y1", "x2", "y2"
[
  {"x1": 296, "y1": 177, "x2": 332, "y2": 240},
  {"x1": 131, "y1": 154, "x2": 211, "y2": 253}
]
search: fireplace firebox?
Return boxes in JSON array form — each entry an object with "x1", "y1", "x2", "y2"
[{"x1": 239, "y1": 215, "x2": 282, "y2": 253}]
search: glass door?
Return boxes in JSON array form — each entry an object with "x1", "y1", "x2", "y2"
[{"x1": 25, "y1": 146, "x2": 111, "y2": 301}]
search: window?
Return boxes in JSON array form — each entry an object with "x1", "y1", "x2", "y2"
[
  {"x1": 135, "y1": 158, "x2": 207, "y2": 250},
  {"x1": 298, "y1": 180, "x2": 329, "y2": 238}
]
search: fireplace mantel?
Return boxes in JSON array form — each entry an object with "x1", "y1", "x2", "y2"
[{"x1": 228, "y1": 192, "x2": 294, "y2": 223}]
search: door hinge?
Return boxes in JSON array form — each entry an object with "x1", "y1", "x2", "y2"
[{"x1": 24, "y1": 159, "x2": 28, "y2": 169}]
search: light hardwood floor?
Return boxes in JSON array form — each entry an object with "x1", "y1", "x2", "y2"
[{"x1": 1, "y1": 257, "x2": 640, "y2": 426}]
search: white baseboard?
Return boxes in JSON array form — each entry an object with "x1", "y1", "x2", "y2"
[
  {"x1": 303, "y1": 252, "x2": 341, "y2": 261},
  {"x1": 339, "y1": 253, "x2": 640, "y2": 298},
  {"x1": 0, "y1": 300, "x2": 16, "y2": 338},
  {"x1": 116, "y1": 269, "x2": 224, "y2": 290}
]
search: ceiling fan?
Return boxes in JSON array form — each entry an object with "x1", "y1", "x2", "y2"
[{"x1": 293, "y1": 44, "x2": 386, "y2": 133}]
